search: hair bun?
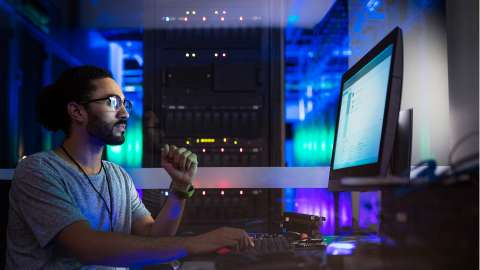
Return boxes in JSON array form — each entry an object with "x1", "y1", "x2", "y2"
[{"x1": 36, "y1": 84, "x2": 67, "y2": 132}]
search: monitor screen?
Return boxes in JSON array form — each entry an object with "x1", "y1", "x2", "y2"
[
  {"x1": 328, "y1": 27, "x2": 404, "y2": 191},
  {"x1": 333, "y1": 45, "x2": 393, "y2": 170}
]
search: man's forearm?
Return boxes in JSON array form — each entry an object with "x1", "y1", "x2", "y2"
[
  {"x1": 57, "y1": 221, "x2": 192, "y2": 267},
  {"x1": 149, "y1": 193, "x2": 186, "y2": 237},
  {"x1": 82, "y1": 232, "x2": 187, "y2": 266},
  {"x1": 59, "y1": 221, "x2": 249, "y2": 266}
]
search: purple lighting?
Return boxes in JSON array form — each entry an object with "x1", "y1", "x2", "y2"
[
  {"x1": 338, "y1": 192, "x2": 352, "y2": 229},
  {"x1": 358, "y1": 191, "x2": 381, "y2": 230},
  {"x1": 293, "y1": 189, "x2": 339, "y2": 235},
  {"x1": 285, "y1": 189, "x2": 381, "y2": 235}
]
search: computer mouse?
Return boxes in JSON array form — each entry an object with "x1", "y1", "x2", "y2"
[{"x1": 216, "y1": 247, "x2": 232, "y2": 255}]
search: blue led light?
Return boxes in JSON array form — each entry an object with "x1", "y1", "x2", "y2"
[
  {"x1": 327, "y1": 242, "x2": 356, "y2": 255},
  {"x1": 133, "y1": 54, "x2": 144, "y2": 66},
  {"x1": 287, "y1": 15, "x2": 299, "y2": 24},
  {"x1": 366, "y1": 0, "x2": 380, "y2": 12},
  {"x1": 124, "y1": 85, "x2": 135, "y2": 92}
]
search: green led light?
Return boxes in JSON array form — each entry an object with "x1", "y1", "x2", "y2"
[
  {"x1": 293, "y1": 123, "x2": 334, "y2": 166},
  {"x1": 109, "y1": 145, "x2": 122, "y2": 154}
]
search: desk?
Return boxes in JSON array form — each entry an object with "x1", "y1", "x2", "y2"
[
  {"x1": 173, "y1": 232, "x2": 477, "y2": 270},
  {"x1": 144, "y1": 180, "x2": 479, "y2": 270}
]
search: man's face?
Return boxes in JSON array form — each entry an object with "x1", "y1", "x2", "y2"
[{"x1": 84, "y1": 78, "x2": 129, "y2": 145}]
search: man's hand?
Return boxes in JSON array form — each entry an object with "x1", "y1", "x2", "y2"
[
  {"x1": 161, "y1": 144, "x2": 198, "y2": 186},
  {"x1": 187, "y1": 227, "x2": 254, "y2": 255}
]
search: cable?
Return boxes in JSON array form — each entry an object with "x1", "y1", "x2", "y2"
[
  {"x1": 407, "y1": 132, "x2": 479, "y2": 184},
  {"x1": 391, "y1": 132, "x2": 479, "y2": 198},
  {"x1": 438, "y1": 153, "x2": 479, "y2": 184},
  {"x1": 448, "y1": 131, "x2": 479, "y2": 168},
  {"x1": 409, "y1": 159, "x2": 437, "y2": 180}
]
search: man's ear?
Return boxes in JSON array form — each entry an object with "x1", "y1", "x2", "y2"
[{"x1": 67, "y1": 101, "x2": 87, "y2": 124}]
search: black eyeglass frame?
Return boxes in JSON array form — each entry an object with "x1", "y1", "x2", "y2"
[{"x1": 80, "y1": 95, "x2": 132, "y2": 113}]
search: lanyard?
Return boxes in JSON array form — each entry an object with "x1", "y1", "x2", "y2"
[{"x1": 60, "y1": 145, "x2": 114, "y2": 232}]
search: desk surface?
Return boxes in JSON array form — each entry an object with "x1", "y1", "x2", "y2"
[
  {"x1": 177, "y1": 233, "x2": 478, "y2": 270},
  {"x1": 176, "y1": 180, "x2": 479, "y2": 270}
]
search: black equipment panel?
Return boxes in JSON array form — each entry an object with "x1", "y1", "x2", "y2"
[{"x1": 143, "y1": 25, "x2": 284, "y2": 233}]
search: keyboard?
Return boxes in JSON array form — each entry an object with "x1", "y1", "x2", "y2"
[
  {"x1": 215, "y1": 235, "x2": 326, "y2": 270},
  {"x1": 251, "y1": 235, "x2": 292, "y2": 254}
]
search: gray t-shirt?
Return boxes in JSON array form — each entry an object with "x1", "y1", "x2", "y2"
[{"x1": 6, "y1": 150, "x2": 151, "y2": 270}]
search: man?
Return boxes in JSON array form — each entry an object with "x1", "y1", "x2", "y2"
[{"x1": 6, "y1": 66, "x2": 252, "y2": 269}]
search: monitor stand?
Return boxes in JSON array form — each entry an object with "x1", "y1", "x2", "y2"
[
  {"x1": 391, "y1": 108, "x2": 413, "y2": 178},
  {"x1": 334, "y1": 108, "x2": 413, "y2": 234}
]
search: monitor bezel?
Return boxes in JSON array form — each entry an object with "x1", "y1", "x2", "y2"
[{"x1": 328, "y1": 27, "x2": 403, "y2": 191}]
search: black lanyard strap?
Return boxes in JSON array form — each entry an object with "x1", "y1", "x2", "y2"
[{"x1": 60, "y1": 145, "x2": 114, "y2": 232}]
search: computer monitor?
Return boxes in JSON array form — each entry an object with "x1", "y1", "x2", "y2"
[{"x1": 328, "y1": 27, "x2": 405, "y2": 191}]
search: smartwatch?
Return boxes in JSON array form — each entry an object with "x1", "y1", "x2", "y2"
[{"x1": 170, "y1": 182, "x2": 195, "y2": 199}]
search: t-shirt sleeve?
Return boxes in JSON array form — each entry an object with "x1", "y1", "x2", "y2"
[
  {"x1": 122, "y1": 169, "x2": 151, "y2": 222},
  {"x1": 10, "y1": 157, "x2": 86, "y2": 248}
]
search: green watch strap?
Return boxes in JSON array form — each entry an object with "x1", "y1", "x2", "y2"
[
  {"x1": 170, "y1": 183, "x2": 195, "y2": 199},
  {"x1": 185, "y1": 184, "x2": 195, "y2": 198}
]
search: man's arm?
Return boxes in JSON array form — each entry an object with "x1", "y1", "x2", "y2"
[
  {"x1": 132, "y1": 192, "x2": 186, "y2": 237},
  {"x1": 132, "y1": 144, "x2": 196, "y2": 237},
  {"x1": 57, "y1": 221, "x2": 187, "y2": 266},
  {"x1": 56, "y1": 220, "x2": 252, "y2": 266}
]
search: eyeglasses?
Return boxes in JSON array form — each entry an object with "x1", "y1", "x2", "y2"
[{"x1": 81, "y1": 95, "x2": 132, "y2": 114}]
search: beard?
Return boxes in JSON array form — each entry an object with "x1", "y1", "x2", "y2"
[{"x1": 86, "y1": 113, "x2": 126, "y2": 146}]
